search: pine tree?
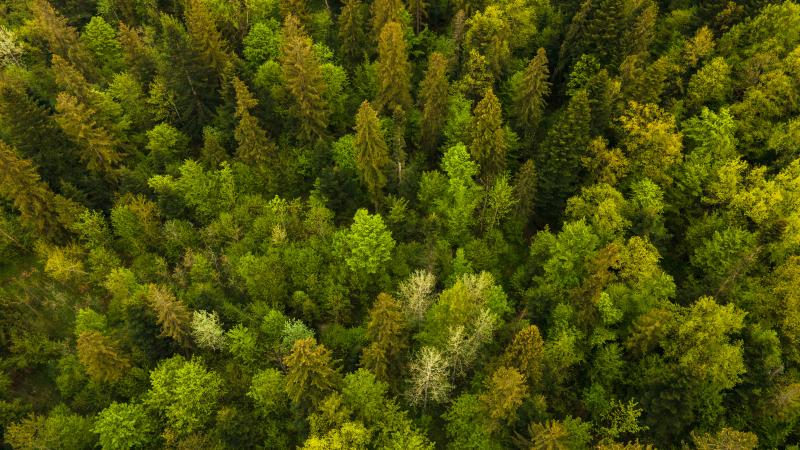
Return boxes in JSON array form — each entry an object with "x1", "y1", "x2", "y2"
[
  {"x1": 184, "y1": 0, "x2": 233, "y2": 76},
  {"x1": 419, "y1": 52, "x2": 450, "y2": 153},
  {"x1": 232, "y1": 77, "x2": 274, "y2": 163},
  {"x1": 284, "y1": 338, "x2": 340, "y2": 408},
  {"x1": 511, "y1": 48, "x2": 551, "y2": 139},
  {"x1": 280, "y1": 17, "x2": 331, "y2": 142},
  {"x1": 376, "y1": 21, "x2": 412, "y2": 113},
  {"x1": 54, "y1": 92, "x2": 123, "y2": 178},
  {"x1": 157, "y1": 13, "x2": 219, "y2": 138},
  {"x1": 361, "y1": 293, "x2": 407, "y2": 382},
  {"x1": 0, "y1": 141, "x2": 61, "y2": 236},
  {"x1": 354, "y1": 101, "x2": 390, "y2": 204},
  {"x1": 76, "y1": 330, "x2": 131, "y2": 382},
  {"x1": 470, "y1": 88, "x2": 507, "y2": 182},
  {"x1": 337, "y1": 0, "x2": 368, "y2": 66},
  {"x1": 146, "y1": 284, "x2": 191, "y2": 345},
  {"x1": 371, "y1": 0, "x2": 404, "y2": 37},
  {"x1": 535, "y1": 89, "x2": 591, "y2": 222}
]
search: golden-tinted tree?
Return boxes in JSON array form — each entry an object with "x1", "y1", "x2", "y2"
[
  {"x1": 470, "y1": 88, "x2": 507, "y2": 181},
  {"x1": 376, "y1": 22, "x2": 412, "y2": 113},
  {"x1": 280, "y1": 16, "x2": 331, "y2": 142},
  {"x1": 511, "y1": 48, "x2": 551, "y2": 139},
  {"x1": 184, "y1": 0, "x2": 233, "y2": 76},
  {"x1": 76, "y1": 330, "x2": 131, "y2": 382},
  {"x1": 371, "y1": 0, "x2": 404, "y2": 37},
  {"x1": 0, "y1": 141, "x2": 61, "y2": 236},
  {"x1": 419, "y1": 52, "x2": 450, "y2": 153},
  {"x1": 361, "y1": 293, "x2": 407, "y2": 382},
  {"x1": 232, "y1": 77, "x2": 274, "y2": 163},
  {"x1": 354, "y1": 101, "x2": 391, "y2": 203},
  {"x1": 337, "y1": 0, "x2": 368, "y2": 65},
  {"x1": 284, "y1": 338, "x2": 340, "y2": 408},
  {"x1": 146, "y1": 284, "x2": 191, "y2": 345}
]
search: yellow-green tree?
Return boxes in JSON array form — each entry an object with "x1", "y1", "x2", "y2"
[
  {"x1": 354, "y1": 101, "x2": 390, "y2": 203},
  {"x1": 419, "y1": 52, "x2": 450, "y2": 153},
  {"x1": 376, "y1": 22, "x2": 412, "y2": 113},
  {"x1": 232, "y1": 77, "x2": 274, "y2": 163},
  {"x1": 361, "y1": 293, "x2": 407, "y2": 382},
  {"x1": 470, "y1": 88, "x2": 507, "y2": 181}
]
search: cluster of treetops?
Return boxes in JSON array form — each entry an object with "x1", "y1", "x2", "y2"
[{"x1": 2, "y1": 0, "x2": 800, "y2": 447}]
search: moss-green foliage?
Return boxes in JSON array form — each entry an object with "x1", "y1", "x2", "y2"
[{"x1": 5, "y1": 1, "x2": 800, "y2": 448}]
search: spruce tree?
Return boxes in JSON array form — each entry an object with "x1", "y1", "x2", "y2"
[
  {"x1": 77, "y1": 331, "x2": 131, "y2": 382},
  {"x1": 470, "y1": 88, "x2": 507, "y2": 182},
  {"x1": 337, "y1": 0, "x2": 368, "y2": 66},
  {"x1": 232, "y1": 77, "x2": 274, "y2": 163},
  {"x1": 157, "y1": 13, "x2": 218, "y2": 138},
  {"x1": 146, "y1": 284, "x2": 191, "y2": 345},
  {"x1": 284, "y1": 338, "x2": 340, "y2": 408},
  {"x1": 361, "y1": 293, "x2": 407, "y2": 383},
  {"x1": 0, "y1": 141, "x2": 61, "y2": 236},
  {"x1": 371, "y1": 0, "x2": 404, "y2": 37},
  {"x1": 408, "y1": 0, "x2": 428, "y2": 34},
  {"x1": 54, "y1": 92, "x2": 123, "y2": 178},
  {"x1": 535, "y1": 89, "x2": 591, "y2": 222},
  {"x1": 280, "y1": 16, "x2": 331, "y2": 142},
  {"x1": 184, "y1": 0, "x2": 232, "y2": 76},
  {"x1": 376, "y1": 21, "x2": 412, "y2": 113},
  {"x1": 419, "y1": 52, "x2": 450, "y2": 153},
  {"x1": 30, "y1": 0, "x2": 95, "y2": 80},
  {"x1": 354, "y1": 101, "x2": 391, "y2": 203},
  {"x1": 511, "y1": 48, "x2": 551, "y2": 139},
  {"x1": 456, "y1": 49, "x2": 493, "y2": 102}
]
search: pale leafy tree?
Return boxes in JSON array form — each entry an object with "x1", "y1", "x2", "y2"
[
  {"x1": 191, "y1": 310, "x2": 226, "y2": 350},
  {"x1": 397, "y1": 270, "x2": 436, "y2": 323},
  {"x1": 407, "y1": 346, "x2": 452, "y2": 408},
  {"x1": 444, "y1": 308, "x2": 495, "y2": 377},
  {"x1": 0, "y1": 26, "x2": 22, "y2": 67}
]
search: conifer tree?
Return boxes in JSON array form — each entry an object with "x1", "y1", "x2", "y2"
[
  {"x1": 479, "y1": 366, "x2": 527, "y2": 429},
  {"x1": 30, "y1": 0, "x2": 95, "y2": 79},
  {"x1": 470, "y1": 88, "x2": 507, "y2": 181},
  {"x1": 371, "y1": 0, "x2": 404, "y2": 37},
  {"x1": 408, "y1": 0, "x2": 428, "y2": 34},
  {"x1": 535, "y1": 89, "x2": 591, "y2": 221},
  {"x1": 361, "y1": 293, "x2": 407, "y2": 382},
  {"x1": 281, "y1": 0, "x2": 311, "y2": 28},
  {"x1": 511, "y1": 48, "x2": 551, "y2": 138},
  {"x1": 54, "y1": 92, "x2": 123, "y2": 177},
  {"x1": 157, "y1": 13, "x2": 218, "y2": 138},
  {"x1": 419, "y1": 52, "x2": 450, "y2": 153},
  {"x1": 119, "y1": 23, "x2": 157, "y2": 83},
  {"x1": 0, "y1": 141, "x2": 61, "y2": 236},
  {"x1": 184, "y1": 0, "x2": 232, "y2": 76},
  {"x1": 284, "y1": 338, "x2": 340, "y2": 408},
  {"x1": 76, "y1": 330, "x2": 131, "y2": 382},
  {"x1": 376, "y1": 21, "x2": 412, "y2": 113},
  {"x1": 354, "y1": 101, "x2": 390, "y2": 203},
  {"x1": 499, "y1": 325, "x2": 545, "y2": 389},
  {"x1": 280, "y1": 16, "x2": 331, "y2": 142},
  {"x1": 146, "y1": 284, "x2": 191, "y2": 345},
  {"x1": 457, "y1": 49, "x2": 493, "y2": 102},
  {"x1": 338, "y1": 0, "x2": 368, "y2": 65},
  {"x1": 232, "y1": 77, "x2": 274, "y2": 163}
]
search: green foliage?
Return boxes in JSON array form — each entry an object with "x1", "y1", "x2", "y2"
[{"x1": 93, "y1": 402, "x2": 157, "y2": 450}]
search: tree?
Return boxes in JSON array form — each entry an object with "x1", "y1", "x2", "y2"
[
  {"x1": 191, "y1": 310, "x2": 226, "y2": 350},
  {"x1": 470, "y1": 88, "x2": 507, "y2": 181},
  {"x1": 419, "y1": 52, "x2": 450, "y2": 153},
  {"x1": 397, "y1": 270, "x2": 437, "y2": 323},
  {"x1": 55, "y1": 92, "x2": 123, "y2": 177},
  {"x1": 499, "y1": 325, "x2": 545, "y2": 389},
  {"x1": 511, "y1": 48, "x2": 550, "y2": 138},
  {"x1": 93, "y1": 402, "x2": 157, "y2": 450},
  {"x1": 465, "y1": 5, "x2": 510, "y2": 76},
  {"x1": 284, "y1": 337, "x2": 341, "y2": 407},
  {"x1": 76, "y1": 330, "x2": 131, "y2": 382},
  {"x1": 618, "y1": 102, "x2": 682, "y2": 186},
  {"x1": 184, "y1": 0, "x2": 232, "y2": 76},
  {"x1": 354, "y1": 101, "x2": 391, "y2": 202},
  {"x1": 232, "y1": 76, "x2": 274, "y2": 163},
  {"x1": 407, "y1": 346, "x2": 452, "y2": 408},
  {"x1": 0, "y1": 141, "x2": 63, "y2": 237},
  {"x1": 80, "y1": 16, "x2": 123, "y2": 77},
  {"x1": 480, "y1": 366, "x2": 527, "y2": 428},
  {"x1": 281, "y1": 17, "x2": 330, "y2": 142},
  {"x1": 376, "y1": 22, "x2": 412, "y2": 113},
  {"x1": 146, "y1": 356, "x2": 224, "y2": 435},
  {"x1": 371, "y1": 0, "x2": 404, "y2": 37},
  {"x1": 30, "y1": 0, "x2": 94, "y2": 78},
  {"x1": 338, "y1": 0, "x2": 368, "y2": 65},
  {"x1": 408, "y1": 0, "x2": 428, "y2": 34},
  {"x1": 146, "y1": 284, "x2": 191, "y2": 345},
  {"x1": 337, "y1": 208, "x2": 396, "y2": 276},
  {"x1": 692, "y1": 428, "x2": 758, "y2": 450},
  {"x1": 535, "y1": 89, "x2": 592, "y2": 221},
  {"x1": 361, "y1": 293, "x2": 407, "y2": 381}
]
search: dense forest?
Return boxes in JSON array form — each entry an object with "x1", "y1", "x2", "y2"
[{"x1": 2, "y1": 0, "x2": 800, "y2": 448}]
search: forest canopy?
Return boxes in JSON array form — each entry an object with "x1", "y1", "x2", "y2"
[{"x1": 2, "y1": 0, "x2": 800, "y2": 448}]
